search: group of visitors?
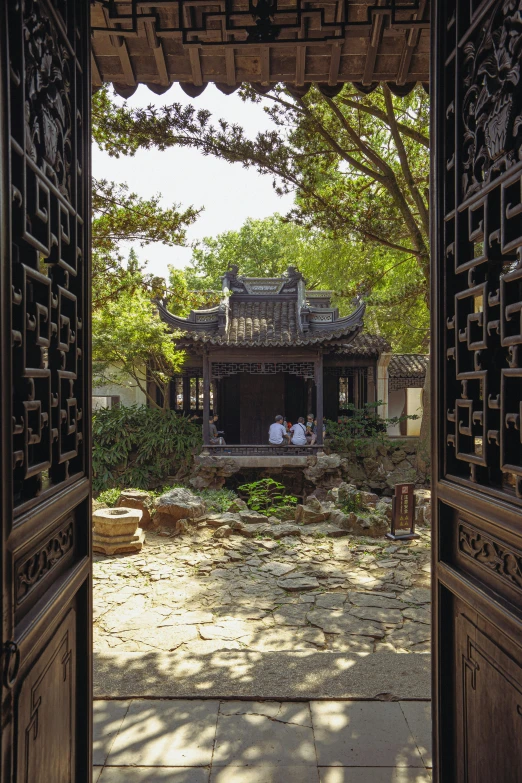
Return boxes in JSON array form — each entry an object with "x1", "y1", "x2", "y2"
[
  {"x1": 268, "y1": 414, "x2": 323, "y2": 446},
  {"x1": 206, "y1": 412, "x2": 324, "y2": 446}
]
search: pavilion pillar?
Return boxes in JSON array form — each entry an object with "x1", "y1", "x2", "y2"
[
  {"x1": 315, "y1": 354, "x2": 324, "y2": 447},
  {"x1": 202, "y1": 353, "x2": 211, "y2": 448}
]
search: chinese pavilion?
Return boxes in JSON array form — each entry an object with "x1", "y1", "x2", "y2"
[{"x1": 156, "y1": 266, "x2": 390, "y2": 452}]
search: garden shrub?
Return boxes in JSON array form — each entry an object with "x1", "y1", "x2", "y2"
[
  {"x1": 326, "y1": 402, "x2": 418, "y2": 454},
  {"x1": 93, "y1": 405, "x2": 201, "y2": 493},
  {"x1": 238, "y1": 478, "x2": 297, "y2": 516}
]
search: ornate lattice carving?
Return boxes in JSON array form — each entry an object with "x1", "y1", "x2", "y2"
[
  {"x1": 16, "y1": 520, "x2": 74, "y2": 603},
  {"x1": 459, "y1": 523, "x2": 522, "y2": 591},
  {"x1": 211, "y1": 362, "x2": 315, "y2": 379},
  {"x1": 443, "y1": 1, "x2": 522, "y2": 500},
  {"x1": 309, "y1": 312, "x2": 335, "y2": 323},
  {"x1": 462, "y1": 2, "x2": 522, "y2": 198},
  {"x1": 9, "y1": 0, "x2": 87, "y2": 509}
]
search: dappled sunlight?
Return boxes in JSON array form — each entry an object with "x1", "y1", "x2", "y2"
[
  {"x1": 93, "y1": 696, "x2": 432, "y2": 782},
  {"x1": 94, "y1": 525, "x2": 432, "y2": 779}
]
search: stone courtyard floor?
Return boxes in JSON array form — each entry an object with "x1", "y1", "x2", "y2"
[
  {"x1": 93, "y1": 525, "x2": 431, "y2": 700},
  {"x1": 93, "y1": 697, "x2": 432, "y2": 782}
]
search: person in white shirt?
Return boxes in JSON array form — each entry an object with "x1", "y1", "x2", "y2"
[
  {"x1": 290, "y1": 417, "x2": 308, "y2": 446},
  {"x1": 268, "y1": 415, "x2": 290, "y2": 445}
]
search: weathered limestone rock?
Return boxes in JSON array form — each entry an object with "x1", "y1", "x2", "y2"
[
  {"x1": 271, "y1": 523, "x2": 302, "y2": 538},
  {"x1": 227, "y1": 498, "x2": 248, "y2": 513},
  {"x1": 213, "y1": 525, "x2": 232, "y2": 539},
  {"x1": 236, "y1": 522, "x2": 272, "y2": 538},
  {"x1": 295, "y1": 503, "x2": 330, "y2": 525},
  {"x1": 205, "y1": 512, "x2": 241, "y2": 528},
  {"x1": 117, "y1": 490, "x2": 153, "y2": 529},
  {"x1": 303, "y1": 452, "x2": 342, "y2": 483},
  {"x1": 93, "y1": 507, "x2": 145, "y2": 555},
  {"x1": 239, "y1": 509, "x2": 270, "y2": 525},
  {"x1": 189, "y1": 457, "x2": 240, "y2": 490},
  {"x1": 154, "y1": 487, "x2": 206, "y2": 528},
  {"x1": 359, "y1": 491, "x2": 379, "y2": 507}
]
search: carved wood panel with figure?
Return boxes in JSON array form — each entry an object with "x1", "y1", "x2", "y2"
[
  {"x1": 433, "y1": 0, "x2": 522, "y2": 778},
  {"x1": 0, "y1": 2, "x2": 92, "y2": 781}
]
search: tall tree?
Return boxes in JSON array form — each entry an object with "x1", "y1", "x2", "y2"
[
  {"x1": 92, "y1": 82, "x2": 430, "y2": 334},
  {"x1": 186, "y1": 215, "x2": 428, "y2": 352},
  {"x1": 92, "y1": 265, "x2": 184, "y2": 412}
]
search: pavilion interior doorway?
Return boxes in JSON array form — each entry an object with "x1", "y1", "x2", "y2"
[{"x1": 218, "y1": 372, "x2": 312, "y2": 445}]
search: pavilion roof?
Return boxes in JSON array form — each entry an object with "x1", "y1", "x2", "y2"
[
  {"x1": 388, "y1": 353, "x2": 428, "y2": 377},
  {"x1": 333, "y1": 333, "x2": 391, "y2": 357},
  {"x1": 90, "y1": 1, "x2": 430, "y2": 97},
  {"x1": 157, "y1": 266, "x2": 368, "y2": 347}
]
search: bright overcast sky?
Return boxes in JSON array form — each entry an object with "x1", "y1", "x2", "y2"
[{"x1": 92, "y1": 84, "x2": 295, "y2": 278}]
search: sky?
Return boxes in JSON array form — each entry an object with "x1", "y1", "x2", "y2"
[{"x1": 92, "y1": 84, "x2": 295, "y2": 278}]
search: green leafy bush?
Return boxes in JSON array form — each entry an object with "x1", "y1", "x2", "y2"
[
  {"x1": 95, "y1": 487, "x2": 122, "y2": 507},
  {"x1": 327, "y1": 402, "x2": 418, "y2": 454},
  {"x1": 92, "y1": 405, "x2": 201, "y2": 493},
  {"x1": 238, "y1": 478, "x2": 297, "y2": 516}
]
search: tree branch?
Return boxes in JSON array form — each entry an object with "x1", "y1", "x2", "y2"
[{"x1": 340, "y1": 96, "x2": 430, "y2": 148}]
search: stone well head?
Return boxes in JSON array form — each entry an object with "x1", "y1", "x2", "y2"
[{"x1": 93, "y1": 506, "x2": 143, "y2": 535}]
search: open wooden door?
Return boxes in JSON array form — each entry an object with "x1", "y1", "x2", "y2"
[
  {"x1": 0, "y1": 2, "x2": 92, "y2": 781},
  {"x1": 433, "y1": 1, "x2": 522, "y2": 780}
]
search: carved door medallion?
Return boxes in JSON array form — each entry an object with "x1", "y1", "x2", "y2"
[
  {"x1": 0, "y1": 2, "x2": 92, "y2": 781},
  {"x1": 433, "y1": 1, "x2": 522, "y2": 779}
]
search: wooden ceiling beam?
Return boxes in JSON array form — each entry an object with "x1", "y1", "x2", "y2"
[
  {"x1": 225, "y1": 48, "x2": 236, "y2": 86},
  {"x1": 396, "y1": 0, "x2": 427, "y2": 86},
  {"x1": 101, "y1": 5, "x2": 136, "y2": 86},
  {"x1": 261, "y1": 47, "x2": 270, "y2": 86},
  {"x1": 362, "y1": 0, "x2": 386, "y2": 87},
  {"x1": 189, "y1": 47, "x2": 203, "y2": 87},
  {"x1": 295, "y1": 45, "x2": 306, "y2": 87}
]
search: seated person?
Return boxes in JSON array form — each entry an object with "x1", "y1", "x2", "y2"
[
  {"x1": 209, "y1": 416, "x2": 226, "y2": 445},
  {"x1": 290, "y1": 417, "x2": 308, "y2": 446},
  {"x1": 269, "y1": 414, "x2": 290, "y2": 445},
  {"x1": 306, "y1": 413, "x2": 315, "y2": 444}
]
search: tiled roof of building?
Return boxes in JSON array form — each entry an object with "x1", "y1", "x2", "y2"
[
  {"x1": 156, "y1": 267, "x2": 374, "y2": 349},
  {"x1": 333, "y1": 334, "x2": 392, "y2": 356},
  {"x1": 389, "y1": 354, "x2": 429, "y2": 378}
]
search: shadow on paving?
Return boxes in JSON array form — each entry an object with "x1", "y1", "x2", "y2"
[
  {"x1": 94, "y1": 529, "x2": 431, "y2": 700},
  {"x1": 93, "y1": 698, "x2": 432, "y2": 782},
  {"x1": 94, "y1": 648, "x2": 430, "y2": 700}
]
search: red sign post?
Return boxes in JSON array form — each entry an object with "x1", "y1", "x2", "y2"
[{"x1": 386, "y1": 483, "x2": 419, "y2": 541}]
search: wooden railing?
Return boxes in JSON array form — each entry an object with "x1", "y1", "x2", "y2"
[{"x1": 202, "y1": 444, "x2": 322, "y2": 456}]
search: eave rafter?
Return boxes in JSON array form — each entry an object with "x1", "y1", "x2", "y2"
[{"x1": 90, "y1": 0, "x2": 430, "y2": 97}]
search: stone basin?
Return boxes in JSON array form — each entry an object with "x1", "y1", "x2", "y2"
[{"x1": 93, "y1": 506, "x2": 143, "y2": 536}]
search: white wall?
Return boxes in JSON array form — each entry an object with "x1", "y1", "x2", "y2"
[
  {"x1": 388, "y1": 389, "x2": 406, "y2": 436},
  {"x1": 406, "y1": 387, "x2": 423, "y2": 436},
  {"x1": 93, "y1": 364, "x2": 147, "y2": 408},
  {"x1": 387, "y1": 387, "x2": 424, "y2": 436}
]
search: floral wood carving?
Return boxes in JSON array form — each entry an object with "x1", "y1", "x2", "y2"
[
  {"x1": 462, "y1": 0, "x2": 522, "y2": 197},
  {"x1": 24, "y1": 0, "x2": 72, "y2": 200},
  {"x1": 16, "y1": 521, "x2": 74, "y2": 603},
  {"x1": 459, "y1": 523, "x2": 522, "y2": 590}
]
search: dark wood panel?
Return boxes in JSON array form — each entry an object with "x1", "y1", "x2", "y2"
[
  {"x1": 16, "y1": 610, "x2": 76, "y2": 783},
  {"x1": 1, "y1": 2, "x2": 92, "y2": 781},
  {"x1": 240, "y1": 373, "x2": 285, "y2": 444},
  {"x1": 433, "y1": 1, "x2": 522, "y2": 779}
]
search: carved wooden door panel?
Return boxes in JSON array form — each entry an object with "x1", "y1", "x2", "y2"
[
  {"x1": 433, "y1": 1, "x2": 522, "y2": 780},
  {"x1": 0, "y1": 2, "x2": 92, "y2": 781}
]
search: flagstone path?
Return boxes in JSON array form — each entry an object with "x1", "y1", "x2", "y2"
[{"x1": 94, "y1": 526, "x2": 431, "y2": 658}]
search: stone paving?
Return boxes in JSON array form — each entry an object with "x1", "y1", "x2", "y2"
[
  {"x1": 93, "y1": 697, "x2": 432, "y2": 782},
  {"x1": 94, "y1": 526, "x2": 431, "y2": 659}
]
